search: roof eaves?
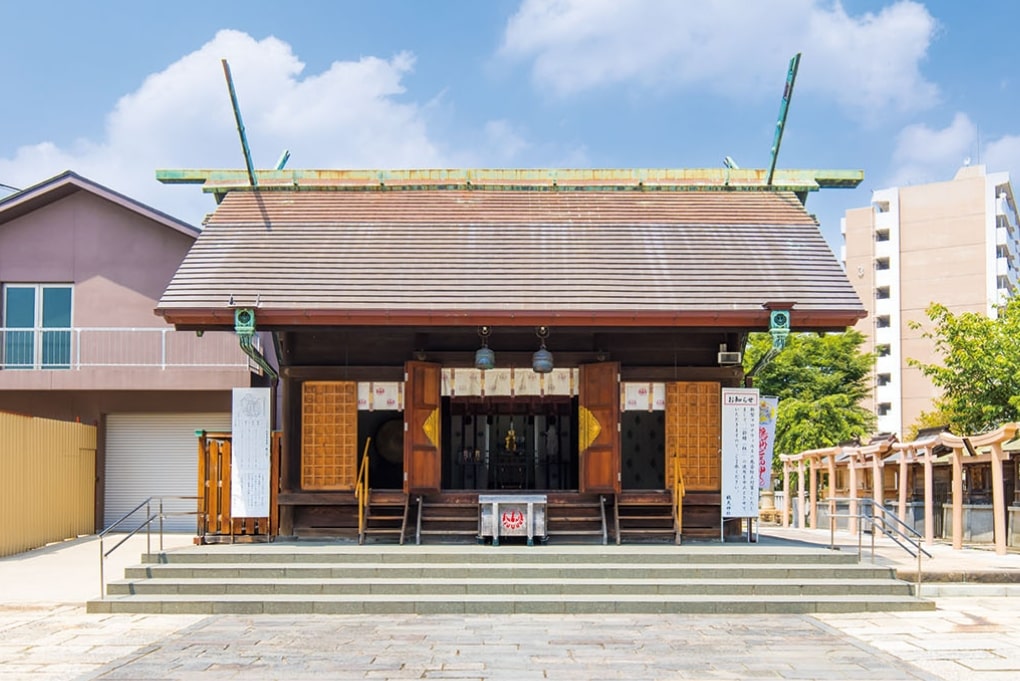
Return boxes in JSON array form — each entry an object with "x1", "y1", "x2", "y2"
[{"x1": 0, "y1": 170, "x2": 199, "y2": 237}]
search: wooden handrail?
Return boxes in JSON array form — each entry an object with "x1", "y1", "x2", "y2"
[
  {"x1": 672, "y1": 453, "x2": 686, "y2": 544},
  {"x1": 355, "y1": 438, "x2": 372, "y2": 541}
]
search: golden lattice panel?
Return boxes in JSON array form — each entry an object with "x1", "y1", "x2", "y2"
[
  {"x1": 666, "y1": 382, "x2": 721, "y2": 490},
  {"x1": 301, "y1": 381, "x2": 357, "y2": 490}
]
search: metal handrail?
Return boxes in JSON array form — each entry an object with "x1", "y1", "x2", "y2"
[
  {"x1": 97, "y1": 495, "x2": 199, "y2": 599},
  {"x1": 672, "y1": 453, "x2": 686, "y2": 544},
  {"x1": 354, "y1": 438, "x2": 372, "y2": 543},
  {"x1": 824, "y1": 496, "x2": 932, "y2": 598},
  {"x1": 599, "y1": 495, "x2": 608, "y2": 545}
]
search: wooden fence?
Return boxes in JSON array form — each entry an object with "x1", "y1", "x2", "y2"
[
  {"x1": 197, "y1": 430, "x2": 281, "y2": 542},
  {"x1": 0, "y1": 412, "x2": 96, "y2": 557}
]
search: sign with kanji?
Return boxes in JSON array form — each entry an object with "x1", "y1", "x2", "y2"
[
  {"x1": 231, "y1": 387, "x2": 271, "y2": 517},
  {"x1": 721, "y1": 387, "x2": 760, "y2": 518}
]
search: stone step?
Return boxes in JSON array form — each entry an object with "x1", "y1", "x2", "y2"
[
  {"x1": 94, "y1": 543, "x2": 931, "y2": 615},
  {"x1": 106, "y1": 576, "x2": 913, "y2": 597},
  {"x1": 88, "y1": 592, "x2": 932, "y2": 615},
  {"x1": 123, "y1": 563, "x2": 895, "y2": 581},
  {"x1": 138, "y1": 548, "x2": 863, "y2": 565}
]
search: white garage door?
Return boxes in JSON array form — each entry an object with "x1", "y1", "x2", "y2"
[{"x1": 105, "y1": 413, "x2": 231, "y2": 532}]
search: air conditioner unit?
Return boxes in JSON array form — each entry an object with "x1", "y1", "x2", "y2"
[{"x1": 717, "y1": 351, "x2": 742, "y2": 365}]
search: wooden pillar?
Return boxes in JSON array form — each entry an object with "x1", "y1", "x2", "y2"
[
  {"x1": 278, "y1": 375, "x2": 294, "y2": 536},
  {"x1": 897, "y1": 448, "x2": 908, "y2": 524},
  {"x1": 872, "y1": 453, "x2": 884, "y2": 536},
  {"x1": 797, "y1": 459, "x2": 806, "y2": 529},
  {"x1": 991, "y1": 443, "x2": 1007, "y2": 556},
  {"x1": 923, "y1": 446, "x2": 934, "y2": 545},
  {"x1": 848, "y1": 454, "x2": 858, "y2": 536},
  {"x1": 782, "y1": 459, "x2": 791, "y2": 528},
  {"x1": 951, "y1": 447, "x2": 964, "y2": 550},
  {"x1": 827, "y1": 454, "x2": 836, "y2": 500},
  {"x1": 827, "y1": 453, "x2": 837, "y2": 530},
  {"x1": 808, "y1": 459, "x2": 818, "y2": 529}
]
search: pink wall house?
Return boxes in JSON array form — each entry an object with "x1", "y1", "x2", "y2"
[{"x1": 0, "y1": 171, "x2": 265, "y2": 529}]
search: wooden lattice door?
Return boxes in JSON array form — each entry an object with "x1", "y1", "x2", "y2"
[
  {"x1": 404, "y1": 361, "x2": 442, "y2": 493},
  {"x1": 301, "y1": 381, "x2": 357, "y2": 490},
  {"x1": 578, "y1": 362, "x2": 621, "y2": 493},
  {"x1": 665, "y1": 382, "x2": 721, "y2": 491}
]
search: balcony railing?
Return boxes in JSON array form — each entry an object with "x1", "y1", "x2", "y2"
[{"x1": 0, "y1": 327, "x2": 255, "y2": 371}]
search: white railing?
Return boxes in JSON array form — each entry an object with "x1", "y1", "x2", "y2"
[
  {"x1": 997, "y1": 196, "x2": 1018, "y2": 231},
  {"x1": 0, "y1": 327, "x2": 253, "y2": 370}
]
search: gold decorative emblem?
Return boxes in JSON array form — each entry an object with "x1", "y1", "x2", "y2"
[
  {"x1": 423, "y1": 408, "x2": 440, "y2": 449},
  {"x1": 578, "y1": 406, "x2": 602, "y2": 452}
]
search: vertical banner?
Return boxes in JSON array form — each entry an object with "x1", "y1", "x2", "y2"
[
  {"x1": 231, "y1": 387, "x2": 271, "y2": 517},
  {"x1": 758, "y1": 396, "x2": 779, "y2": 490},
  {"x1": 721, "y1": 387, "x2": 760, "y2": 518}
]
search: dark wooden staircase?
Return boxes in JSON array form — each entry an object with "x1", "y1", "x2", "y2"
[
  {"x1": 360, "y1": 490, "x2": 410, "y2": 544},
  {"x1": 415, "y1": 492, "x2": 479, "y2": 544},
  {"x1": 545, "y1": 493, "x2": 608, "y2": 544},
  {"x1": 614, "y1": 491, "x2": 678, "y2": 544},
  {"x1": 680, "y1": 491, "x2": 724, "y2": 540}
]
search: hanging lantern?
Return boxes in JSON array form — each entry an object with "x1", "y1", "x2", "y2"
[
  {"x1": 532, "y1": 326, "x2": 553, "y2": 374},
  {"x1": 474, "y1": 326, "x2": 495, "y2": 370}
]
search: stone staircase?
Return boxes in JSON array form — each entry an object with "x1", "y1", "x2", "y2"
[{"x1": 88, "y1": 544, "x2": 934, "y2": 615}]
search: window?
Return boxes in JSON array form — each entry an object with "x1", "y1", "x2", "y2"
[
  {"x1": 875, "y1": 258, "x2": 890, "y2": 271},
  {"x1": 875, "y1": 315, "x2": 891, "y2": 329},
  {"x1": 875, "y1": 344, "x2": 891, "y2": 357},
  {"x1": 2, "y1": 284, "x2": 72, "y2": 369},
  {"x1": 875, "y1": 287, "x2": 890, "y2": 300},
  {"x1": 877, "y1": 403, "x2": 891, "y2": 416},
  {"x1": 875, "y1": 229, "x2": 890, "y2": 242},
  {"x1": 877, "y1": 373, "x2": 891, "y2": 386}
]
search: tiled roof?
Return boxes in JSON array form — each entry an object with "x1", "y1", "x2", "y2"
[{"x1": 157, "y1": 189, "x2": 864, "y2": 328}]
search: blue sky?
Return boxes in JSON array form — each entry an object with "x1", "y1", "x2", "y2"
[{"x1": 2, "y1": 0, "x2": 1019, "y2": 251}]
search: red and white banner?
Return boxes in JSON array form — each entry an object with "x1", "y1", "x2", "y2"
[{"x1": 758, "y1": 397, "x2": 779, "y2": 490}]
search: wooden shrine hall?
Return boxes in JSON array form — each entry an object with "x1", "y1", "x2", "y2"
[{"x1": 157, "y1": 167, "x2": 865, "y2": 544}]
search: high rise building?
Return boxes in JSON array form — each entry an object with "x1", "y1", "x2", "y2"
[{"x1": 841, "y1": 165, "x2": 1020, "y2": 436}]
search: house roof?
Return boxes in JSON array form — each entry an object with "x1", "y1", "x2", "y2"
[
  {"x1": 0, "y1": 170, "x2": 198, "y2": 237},
  {"x1": 156, "y1": 185, "x2": 866, "y2": 330}
]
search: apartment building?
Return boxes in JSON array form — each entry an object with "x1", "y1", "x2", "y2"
[{"x1": 842, "y1": 165, "x2": 1020, "y2": 437}]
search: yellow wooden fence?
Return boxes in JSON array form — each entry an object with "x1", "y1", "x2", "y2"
[{"x1": 0, "y1": 412, "x2": 96, "y2": 557}]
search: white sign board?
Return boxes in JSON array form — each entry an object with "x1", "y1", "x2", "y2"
[
  {"x1": 231, "y1": 387, "x2": 271, "y2": 518},
  {"x1": 721, "y1": 387, "x2": 760, "y2": 518}
]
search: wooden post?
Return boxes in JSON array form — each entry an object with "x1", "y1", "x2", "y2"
[
  {"x1": 923, "y1": 445, "x2": 934, "y2": 545},
  {"x1": 782, "y1": 459, "x2": 791, "y2": 528},
  {"x1": 808, "y1": 458, "x2": 818, "y2": 530},
  {"x1": 827, "y1": 452, "x2": 837, "y2": 530},
  {"x1": 898, "y1": 447, "x2": 908, "y2": 525},
  {"x1": 951, "y1": 446, "x2": 964, "y2": 550},
  {"x1": 848, "y1": 452, "x2": 858, "y2": 536},
  {"x1": 197, "y1": 431, "x2": 208, "y2": 539},
  {"x1": 797, "y1": 459, "x2": 806, "y2": 529},
  {"x1": 872, "y1": 452, "x2": 884, "y2": 536},
  {"x1": 991, "y1": 443, "x2": 1007, "y2": 556}
]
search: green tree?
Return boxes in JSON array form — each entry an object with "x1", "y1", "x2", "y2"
[
  {"x1": 908, "y1": 298, "x2": 1020, "y2": 433},
  {"x1": 744, "y1": 330, "x2": 876, "y2": 459}
]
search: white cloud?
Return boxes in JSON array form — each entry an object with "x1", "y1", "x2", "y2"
[
  {"x1": 984, "y1": 135, "x2": 1020, "y2": 185},
  {"x1": 0, "y1": 30, "x2": 447, "y2": 225},
  {"x1": 885, "y1": 113, "x2": 976, "y2": 186},
  {"x1": 501, "y1": 0, "x2": 938, "y2": 121}
]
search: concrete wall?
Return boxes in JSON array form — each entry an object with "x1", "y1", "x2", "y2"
[
  {"x1": 0, "y1": 190, "x2": 193, "y2": 327},
  {"x1": 898, "y1": 174, "x2": 990, "y2": 434}
]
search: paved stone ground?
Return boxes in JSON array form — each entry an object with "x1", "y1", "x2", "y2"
[
  {"x1": 4, "y1": 530, "x2": 1020, "y2": 680},
  {"x1": 2, "y1": 606, "x2": 955, "y2": 680}
]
